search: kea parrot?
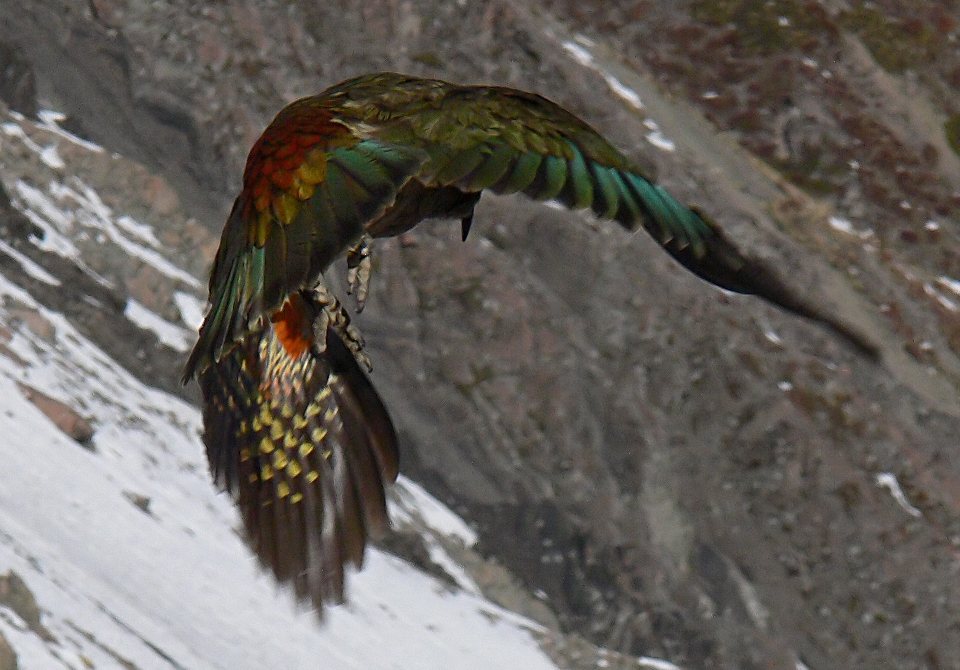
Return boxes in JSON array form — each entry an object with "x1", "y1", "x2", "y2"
[{"x1": 182, "y1": 72, "x2": 874, "y2": 615}]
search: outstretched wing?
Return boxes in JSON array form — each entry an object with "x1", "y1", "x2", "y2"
[
  {"x1": 324, "y1": 73, "x2": 875, "y2": 353},
  {"x1": 197, "y1": 291, "x2": 399, "y2": 610},
  {"x1": 335, "y1": 74, "x2": 738, "y2": 279}
]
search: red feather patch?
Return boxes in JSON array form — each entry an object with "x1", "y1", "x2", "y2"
[{"x1": 270, "y1": 293, "x2": 313, "y2": 359}]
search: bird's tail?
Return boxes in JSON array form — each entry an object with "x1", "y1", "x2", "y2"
[{"x1": 197, "y1": 291, "x2": 399, "y2": 611}]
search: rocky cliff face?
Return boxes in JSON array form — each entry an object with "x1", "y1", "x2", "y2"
[{"x1": 2, "y1": 1, "x2": 960, "y2": 668}]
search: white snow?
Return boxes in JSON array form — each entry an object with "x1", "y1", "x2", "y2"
[
  {"x1": 14, "y1": 180, "x2": 83, "y2": 261},
  {"x1": 38, "y1": 145, "x2": 65, "y2": 170},
  {"x1": 561, "y1": 41, "x2": 673, "y2": 142},
  {"x1": 0, "y1": 265, "x2": 562, "y2": 670},
  {"x1": 828, "y1": 216, "x2": 855, "y2": 235},
  {"x1": 0, "y1": 239, "x2": 61, "y2": 286},
  {"x1": 764, "y1": 329, "x2": 782, "y2": 345},
  {"x1": 639, "y1": 657, "x2": 683, "y2": 670},
  {"x1": 603, "y1": 74, "x2": 644, "y2": 110},
  {"x1": 173, "y1": 290, "x2": 207, "y2": 331},
  {"x1": 1, "y1": 122, "x2": 64, "y2": 170},
  {"x1": 924, "y1": 282, "x2": 958, "y2": 312},
  {"x1": 391, "y1": 477, "x2": 478, "y2": 547},
  {"x1": 645, "y1": 131, "x2": 676, "y2": 152},
  {"x1": 50, "y1": 179, "x2": 204, "y2": 289},
  {"x1": 11, "y1": 177, "x2": 202, "y2": 290},
  {"x1": 828, "y1": 216, "x2": 873, "y2": 239},
  {"x1": 562, "y1": 41, "x2": 594, "y2": 68},
  {"x1": 124, "y1": 297, "x2": 194, "y2": 352},
  {"x1": 935, "y1": 292, "x2": 958, "y2": 312},
  {"x1": 641, "y1": 119, "x2": 676, "y2": 152},
  {"x1": 937, "y1": 276, "x2": 960, "y2": 297},
  {"x1": 116, "y1": 214, "x2": 163, "y2": 249},
  {"x1": 36, "y1": 109, "x2": 105, "y2": 153},
  {"x1": 875, "y1": 473, "x2": 922, "y2": 518}
]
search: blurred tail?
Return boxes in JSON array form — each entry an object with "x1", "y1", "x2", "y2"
[{"x1": 197, "y1": 291, "x2": 399, "y2": 612}]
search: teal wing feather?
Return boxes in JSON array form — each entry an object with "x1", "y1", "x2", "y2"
[
  {"x1": 331, "y1": 75, "x2": 811, "y2": 313},
  {"x1": 182, "y1": 134, "x2": 424, "y2": 382},
  {"x1": 350, "y1": 80, "x2": 740, "y2": 291}
]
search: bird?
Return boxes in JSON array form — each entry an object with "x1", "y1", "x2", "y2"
[{"x1": 182, "y1": 71, "x2": 876, "y2": 616}]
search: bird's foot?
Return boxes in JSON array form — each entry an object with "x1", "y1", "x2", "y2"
[
  {"x1": 310, "y1": 281, "x2": 372, "y2": 372},
  {"x1": 346, "y1": 235, "x2": 373, "y2": 313}
]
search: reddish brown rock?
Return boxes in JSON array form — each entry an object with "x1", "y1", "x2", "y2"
[
  {"x1": 9, "y1": 307, "x2": 54, "y2": 343},
  {"x1": 143, "y1": 175, "x2": 180, "y2": 217},
  {"x1": 17, "y1": 383, "x2": 94, "y2": 446},
  {"x1": 0, "y1": 571, "x2": 54, "y2": 643}
]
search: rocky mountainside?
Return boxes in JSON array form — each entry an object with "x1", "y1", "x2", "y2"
[{"x1": 2, "y1": 1, "x2": 960, "y2": 668}]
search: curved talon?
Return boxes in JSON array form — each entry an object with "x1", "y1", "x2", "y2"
[
  {"x1": 310, "y1": 281, "x2": 373, "y2": 372},
  {"x1": 346, "y1": 235, "x2": 373, "y2": 312}
]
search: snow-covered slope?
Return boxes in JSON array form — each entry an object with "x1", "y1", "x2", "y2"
[
  {"x1": 0, "y1": 108, "x2": 561, "y2": 670},
  {"x1": 0, "y1": 281, "x2": 560, "y2": 669}
]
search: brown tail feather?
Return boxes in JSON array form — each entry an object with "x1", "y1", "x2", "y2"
[{"x1": 197, "y1": 292, "x2": 399, "y2": 613}]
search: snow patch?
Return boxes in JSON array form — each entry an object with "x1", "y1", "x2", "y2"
[
  {"x1": 36, "y1": 109, "x2": 105, "y2": 153},
  {"x1": 640, "y1": 119, "x2": 676, "y2": 152},
  {"x1": 53, "y1": 179, "x2": 202, "y2": 288},
  {"x1": 828, "y1": 216, "x2": 855, "y2": 234},
  {"x1": 924, "y1": 282, "x2": 958, "y2": 312},
  {"x1": 123, "y1": 298, "x2": 193, "y2": 352},
  {"x1": 2, "y1": 121, "x2": 64, "y2": 170},
  {"x1": 638, "y1": 656, "x2": 683, "y2": 670},
  {"x1": 828, "y1": 216, "x2": 873, "y2": 239},
  {"x1": 116, "y1": 214, "x2": 162, "y2": 249},
  {"x1": 0, "y1": 265, "x2": 563, "y2": 670},
  {"x1": 937, "y1": 276, "x2": 960, "y2": 297},
  {"x1": 39, "y1": 145, "x2": 65, "y2": 170},
  {"x1": 392, "y1": 476, "x2": 479, "y2": 547},
  {"x1": 603, "y1": 73, "x2": 643, "y2": 109},
  {"x1": 14, "y1": 176, "x2": 203, "y2": 289},
  {"x1": 13, "y1": 179, "x2": 82, "y2": 260},
  {"x1": 645, "y1": 131, "x2": 676, "y2": 152},
  {"x1": 173, "y1": 290, "x2": 207, "y2": 331},
  {"x1": 0, "y1": 239, "x2": 61, "y2": 285},
  {"x1": 561, "y1": 41, "x2": 594, "y2": 67},
  {"x1": 876, "y1": 473, "x2": 922, "y2": 518}
]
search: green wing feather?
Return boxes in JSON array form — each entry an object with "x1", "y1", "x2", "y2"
[
  {"x1": 346, "y1": 76, "x2": 741, "y2": 291},
  {"x1": 325, "y1": 73, "x2": 870, "y2": 347},
  {"x1": 183, "y1": 138, "x2": 424, "y2": 381}
]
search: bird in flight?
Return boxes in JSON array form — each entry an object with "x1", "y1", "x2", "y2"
[{"x1": 183, "y1": 72, "x2": 874, "y2": 616}]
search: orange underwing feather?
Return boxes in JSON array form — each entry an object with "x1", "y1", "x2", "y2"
[{"x1": 270, "y1": 293, "x2": 313, "y2": 360}]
